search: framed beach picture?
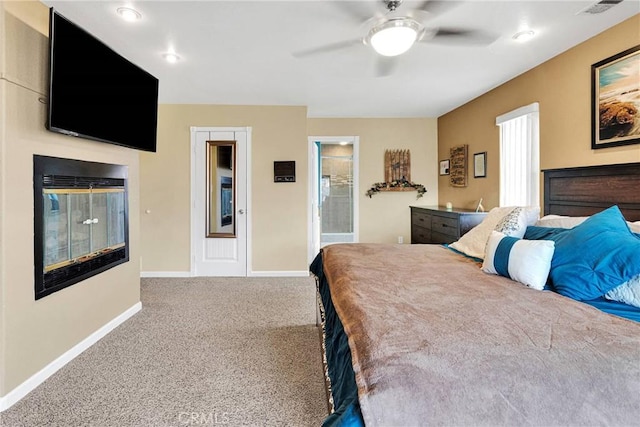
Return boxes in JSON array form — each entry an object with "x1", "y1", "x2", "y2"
[{"x1": 592, "y1": 45, "x2": 640, "y2": 149}]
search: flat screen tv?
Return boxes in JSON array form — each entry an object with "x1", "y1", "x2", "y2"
[{"x1": 47, "y1": 8, "x2": 159, "y2": 152}]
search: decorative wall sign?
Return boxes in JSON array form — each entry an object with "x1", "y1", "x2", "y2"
[
  {"x1": 439, "y1": 159, "x2": 450, "y2": 176},
  {"x1": 592, "y1": 44, "x2": 640, "y2": 149},
  {"x1": 449, "y1": 145, "x2": 468, "y2": 187},
  {"x1": 366, "y1": 149, "x2": 426, "y2": 199},
  {"x1": 385, "y1": 149, "x2": 411, "y2": 182},
  {"x1": 474, "y1": 152, "x2": 487, "y2": 178},
  {"x1": 274, "y1": 161, "x2": 296, "y2": 182}
]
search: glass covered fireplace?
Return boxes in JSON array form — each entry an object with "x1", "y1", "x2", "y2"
[{"x1": 34, "y1": 155, "x2": 129, "y2": 300}]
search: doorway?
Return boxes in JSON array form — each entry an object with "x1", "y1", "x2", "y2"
[
  {"x1": 191, "y1": 127, "x2": 251, "y2": 276},
  {"x1": 308, "y1": 136, "x2": 359, "y2": 262}
]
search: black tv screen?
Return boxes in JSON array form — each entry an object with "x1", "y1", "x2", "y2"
[{"x1": 47, "y1": 9, "x2": 159, "y2": 152}]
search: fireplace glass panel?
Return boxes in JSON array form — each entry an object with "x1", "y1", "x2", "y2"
[
  {"x1": 107, "y1": 191, "x2": 126, "y2": 247},
  {"x1": 42, "y1": 188, "x2": 126, "y2": 273},
  {"x1": 70, "y1": 192, "x2": 91, "y2": 260},
  {"x1": 91, "y1": 192, "x2": 108, "y2": 252},
  {"x1": 43, "y1": 193, "x2": 69, "y2": 267}
]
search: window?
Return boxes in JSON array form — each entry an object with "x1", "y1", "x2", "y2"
[{"x1": 496, "y1": 102, "x2": 540, "y2": 207}]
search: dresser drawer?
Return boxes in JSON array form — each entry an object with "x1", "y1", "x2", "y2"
[
  {"x1": 411, "y1": 210, "x2": 432, "y2": 230},
  {"x1": 431, "y1": 215, "x2": 458, "y2": 237},
  {"x1": 430, "y1": 230, "x2": 457, "y2": 244},
  {"x1": 410, "y1": 206, "x2": 487, "y2": 245},
  {"x1": 411, "y1": 225, "x2": 431, "y2": 244}
]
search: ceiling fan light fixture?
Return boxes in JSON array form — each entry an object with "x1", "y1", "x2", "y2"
[
  {"x1": 513, "y1": 30, "x2": 535, "y2": 42},
  {"x1": 162, "y1": 52, "x2": 180, "y2": 63},
  {"x1": 116, "y1": 7, "x2": 142, "y2": 22},
  {"x1": 368, "y1": 18, "x2": 419, "y2": 57}
]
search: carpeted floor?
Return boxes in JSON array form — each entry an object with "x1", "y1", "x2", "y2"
[{"x1": 0, "y1": 277, "x2": 328, "y2": 427}]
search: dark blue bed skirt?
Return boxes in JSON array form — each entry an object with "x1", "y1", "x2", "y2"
[{"x1": 310, "y1": 251, "x2": 365, "y2": 427}]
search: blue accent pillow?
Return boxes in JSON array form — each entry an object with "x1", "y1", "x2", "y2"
[
  {"x1": 540, "y1": 206, "x2": 640, "y2": 301},
  {"x1": 524, "y1": 226, "x2": 570, "y2": 240},
  {"x1": 482, "y1": 231, "x2": 555, "y2": 290}
]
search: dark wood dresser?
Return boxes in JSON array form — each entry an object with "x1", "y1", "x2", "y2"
[{"x1": 410, "y1": 206, "x2": 488, "y2": 244}]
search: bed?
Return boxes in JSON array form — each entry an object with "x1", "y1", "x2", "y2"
[{"x1": 310, "y1": 162, "x2": 640, "y2": 426}]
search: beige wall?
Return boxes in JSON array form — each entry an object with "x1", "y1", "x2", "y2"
[
  {"x1": 140, "y1": 104, "x2": 309, "y2": 273},
  {"x1": 0, "y1": 3, "x2": 141, "y2": 397},
  {"x1": 141, "y1": 114, "x2": 438, "y2": 273},
  {"x1": 308, "y1": 118, "x2": 438, "y2": 244},
  {"x1": 438, "y1": 14, "x2": 640, "y2": 211}
]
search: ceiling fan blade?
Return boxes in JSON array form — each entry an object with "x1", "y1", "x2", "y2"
[
  {"x1": 415, "y1": 0, "x2": 461, "y2": 16},
  {"x1": 292, "y1": 39, "x2": 363, "y2": 58},
  {"x1": 329, "y1": 1, "x2": 378, "y2": 24},
  {"x1": 424, "y1": 27, "x2": 498, "y2": 46},
  {"x1": 374, "y1": 56, "x2": 398, "y2": 78}
]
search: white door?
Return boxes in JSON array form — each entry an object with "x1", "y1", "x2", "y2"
[{"x1": 191, "y1": 127, "x2": 250, "y2": 276}]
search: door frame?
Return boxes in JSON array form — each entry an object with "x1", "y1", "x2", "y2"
[
  {"x1": 307, "y1": 136, "x2": 359, "y2": 264},
  {"x1": 190, "y1": 126, "x2": 252, "y2": 276}
]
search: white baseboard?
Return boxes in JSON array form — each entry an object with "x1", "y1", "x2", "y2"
[
  {"x1": 140, "y1": 271, "x2": 191, "y2": 278},
  {"x1": 141, "y1": 271, "x2": 309, "y2": 278},
  {"x1": 0, "y1": 301, "x2": 142, "y2": 412},
  {"x1": 249, "y1": 270, "x2": 310, "y2": 277}
]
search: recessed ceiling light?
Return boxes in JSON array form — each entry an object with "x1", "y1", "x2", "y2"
[
  {"x1": 116, "y1": 7, "x2": 141, "y2": 22},
  {"x1": 513, "y1": 30, "x2": 535, "y2": 42},
  {"x1": 162, "y1": 52, "x2": 180, "y2": 63}
]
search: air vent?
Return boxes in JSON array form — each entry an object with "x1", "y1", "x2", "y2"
[{"x1": 578, "y1": 0, "x2": 623, "y2": 14}]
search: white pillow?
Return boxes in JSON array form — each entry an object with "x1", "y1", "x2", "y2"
[
  {"x1": 605, "y1": 274, "x2": 640, "y2": 308},
  {"x1": 536, "y1": 214, "x2": 640, "y2": 233},
  {"x1": 449, "y1": 206, "x2": 539, "y2": 259},
  {"x1": 495, "y1": 207, "x2": 528, "y2": 238},
  {"x1": 449, "y1": 207, "x2": 515, "y2": 259},
  {"x1": 535, "y1": 215, "x2": 588, "y2": 228},
  {"x1": 521, "y1": 206, "x2": 541, "y2": 226},
  {"x1": 482, "y1": 231, "x2": 555, "y2": 291}
]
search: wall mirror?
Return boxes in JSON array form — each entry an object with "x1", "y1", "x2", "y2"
[{"x1": 207, "y1": 140, "x2": 236, "y2": 237}]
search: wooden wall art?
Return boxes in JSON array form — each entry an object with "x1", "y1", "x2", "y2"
[
  {"x1": 385, "y1": 149, "x2": 411, "y2": 182},
  {"x1": 450, "y1": 145, "x2": 468, "y2": 187}
]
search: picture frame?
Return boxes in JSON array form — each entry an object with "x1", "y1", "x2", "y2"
[
  {"x1": 474, "y1": 152, "x2": 487, "y2": 178},
  {"x1": 591, "y1": 44, "x2": 640, "y2": 149},
  {"x1": 439, "y1": 159, "x2": 450, "y2": 176}
]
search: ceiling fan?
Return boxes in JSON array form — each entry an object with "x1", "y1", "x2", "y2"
[{"x1": 293, "y1": 0, "x2": 497, "y2": 76}]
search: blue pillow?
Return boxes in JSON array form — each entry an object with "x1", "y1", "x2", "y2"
[
  {"x1": 482, "y1": 231, "x2": 555, "y2": 290},
  {"x1": 541, "y1": 206, "x2": 640, "y2": 300},
  {"x1": 524, "y1": 226, "x2": 570, "y2": 240}
]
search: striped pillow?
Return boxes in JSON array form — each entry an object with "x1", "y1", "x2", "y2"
[{"x1": 482, "y1": 231, "x2": 555, "y2": 290}]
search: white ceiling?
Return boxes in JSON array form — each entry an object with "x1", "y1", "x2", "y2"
[{"x1": 41, "y1": 0, "x2": 640, "y2": 118}]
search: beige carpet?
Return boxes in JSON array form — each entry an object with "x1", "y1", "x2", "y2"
[{"x1": 0, "y1": 277, "x2": 328, "y2": 426}]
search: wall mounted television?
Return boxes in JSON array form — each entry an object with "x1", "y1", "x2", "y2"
[{"x1": 47, "y1": 8, "x2": 159, "y2": 152}]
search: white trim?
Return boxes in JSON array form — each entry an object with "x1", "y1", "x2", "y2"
[
  {"x1": 140, "y1": 271, "x2": 191, "y2": 278},
  {"x1": 249, "y1": 270, "x2": 310, "y2": 277},
  {"x1": 307, "y1": 136, "x2": 359, "y2": 264},
  {"x1": 496, "y1": 102, "x2": 539, "y2": 125},
  {"x1": 0, "y1": 302, "x2": 142, "y2": 412}
]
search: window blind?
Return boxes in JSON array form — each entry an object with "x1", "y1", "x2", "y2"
[{"x1": 497, "y1": 102, "x2": 540, "y2": 207}]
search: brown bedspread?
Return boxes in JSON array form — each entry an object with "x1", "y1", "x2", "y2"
[{"x1": 322, "y1": 243, "x2": 640, "y2": 426}]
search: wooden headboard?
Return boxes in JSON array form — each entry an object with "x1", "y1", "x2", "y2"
[{"x1": 543, "y1": 162, "x2": 640, "y2": 222}]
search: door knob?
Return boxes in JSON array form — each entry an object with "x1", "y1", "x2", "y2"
[{"x1": 238, "y1": 209, "x2": 245, "y2": 214}]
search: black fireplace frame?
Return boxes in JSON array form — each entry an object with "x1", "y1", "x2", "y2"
[{"x1": 33, "y1": 155, "x2": 129, "y2": 300}]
